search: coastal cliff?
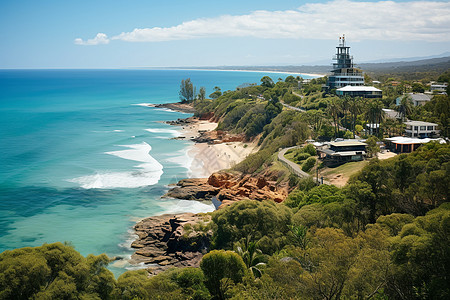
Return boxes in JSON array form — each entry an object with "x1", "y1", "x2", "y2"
[{"x1": 130, "y1": 213, "x2": 212, "y2": 275}]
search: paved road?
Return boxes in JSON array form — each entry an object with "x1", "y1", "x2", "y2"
[
  {"x1": 278, "y1": 146, "x2": 310, "y2": 178},
  {"x1": 278, "y1": 146, "x2": 330, "y2": 185},
  {"x1": 280, "y1": 101, "x2": 306, "y2": 113},
  {"x1": 279, "y1": 91, "x2": 306, "y2": 112}
]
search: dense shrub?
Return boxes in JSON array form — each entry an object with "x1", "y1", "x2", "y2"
[
  {"x1": 211, "y1": 200, "x2": 292, "y2": 254},
  {"x1": 303, "y1": 144, "x2": 317, "y2": 156},
  {"x1": 302, "y1": 157, "x2": 316, "y2": 172},
  {"x1": 295, "y1": 152, "x2": 311, "y2": 162}
]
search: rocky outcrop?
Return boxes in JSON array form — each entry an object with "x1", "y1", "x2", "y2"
[
  {"x1": 154, "y1": 103, "x2": 196, "y2": 114},
  {"x1": 165, "y1": 171, "x2": 289, "y2": 208},
  {"x1": 164, "y1": 178, "x2": 219, "y2": 200},
  {"x1": 130, "y1": 213, "x2": 212, "y2": 275}
]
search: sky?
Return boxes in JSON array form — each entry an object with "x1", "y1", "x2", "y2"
[{"x1": 1, "y1": 0, "x2": 449, "y2": 68}]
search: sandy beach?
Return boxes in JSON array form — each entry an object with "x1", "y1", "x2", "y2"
[{"x1": 179, "y1": 120, "x2": 258, "y2": 177}]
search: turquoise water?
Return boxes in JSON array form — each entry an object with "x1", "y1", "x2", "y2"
[{"x1": 0, "y1": 69, "x2": 313, "y2": 275}]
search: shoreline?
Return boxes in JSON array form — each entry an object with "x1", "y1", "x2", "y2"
[
  {"x1": 178, "y1": 119, "x2": 258, "y2": 178},
  {"x1": 149, "y1": 102, "x2": 258, "y2": 177},
  {"x1": 124, "y1": 106, "x2": 258, "y2": 273}
]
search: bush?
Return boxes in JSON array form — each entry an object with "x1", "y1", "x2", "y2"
[
  {"x1": 302, "y1": 157, "x2": 316, "y2": 172},
  {"x1": 0, "y1": 242, "x2": 116, "y2": 300},
  {"x1": 303, "y1": 144, "x2": 317, "y2": 156},
  {"x1": 211, "y1": 200, "x2": 292, "y2": 254},
  {"x1": 200, "y1": 250, "x2": 247, "y2": 299},
  {"x1": 295, "y1": 152, "x2": 311, "y2": 162}
]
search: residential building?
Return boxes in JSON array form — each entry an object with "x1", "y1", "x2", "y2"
[
  {"x1": 430, "y1": 82, "x2": 448, "y2": 94},
  {"x1": 385, "y1": 136, "x2": 445, "y2": 153},
  {"x1": 382, "y1": 108, "x2": 401, "y2": 120},
  {"x1": 404, "y1": 120, "x2": 439, "y2": 138},
  {"x1": 396, "y1": 93, "x2": 432, "y2": 106},
  {"x1": 336, "y1": 86, "x2": 382, "y2": 98},
  {"x1": 317, "y1": 141, "x2": 367, "y2": 165}
]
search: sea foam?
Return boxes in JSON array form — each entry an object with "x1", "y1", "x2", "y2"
[
  {"x1": 70, "y1": 142, "x2": 163, "y2": 189},
  {"x1": 145, "y1": 128, "x2": 180, "y2": 137},
  {"x1": 132, "y1": 103, "x2": 155, "y2": 107}
]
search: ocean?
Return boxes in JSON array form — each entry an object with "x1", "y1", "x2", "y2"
[{"x1": 0, "y1": 69, "x2": 313, "y2": 275}]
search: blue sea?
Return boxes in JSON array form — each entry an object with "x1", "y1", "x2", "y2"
[{"x1": 0, "y1": 69, "x2": 313, "y2": 275}]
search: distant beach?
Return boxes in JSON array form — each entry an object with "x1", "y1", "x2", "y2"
[{"x1": 171, "y1": 67, "x2": 325, "y2": 78}]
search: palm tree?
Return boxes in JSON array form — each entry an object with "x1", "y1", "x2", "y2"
[
  {"x1": 234, "y1": 236, "x2": 266, "y2": 278},
  {"x1": 397, "y1": 94, "x2": 413, "y2": 121},
  {"x1": 327, "y1": 96, "x2": 342, "y2": 138},
  {"x1": 364, "y1": 99, "x2": 384, "y2": 136},
  {"x1": 348, "y1": 97, "x2": 363, "y2": 138}
]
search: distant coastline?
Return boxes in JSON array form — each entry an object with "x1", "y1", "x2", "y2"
[{"x1": 170, "y1": 68, "x2": 326, "y2": 78}]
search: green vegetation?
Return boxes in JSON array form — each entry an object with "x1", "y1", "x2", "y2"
[
  {"x1": 179, "y1": 78, "x2": 196, "y2": 103},
  {"x1": 2, "y1": 72, "x2": 449, "y2": 299},
  {"x1": 321, "y1": 160, "x2": 369, "y2": 181}
]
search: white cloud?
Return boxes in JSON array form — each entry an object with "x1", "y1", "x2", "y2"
[
  {"x1": 74, "y1": 33, "x2": 110, "y2": 45},
  {"x1": 75, "y1": 0, "x2": 450, "y2": 45}
]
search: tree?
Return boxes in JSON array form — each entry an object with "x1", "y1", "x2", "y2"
[
  {"x1": 389, "y1": 204, "x2": 450, "y2": 299},
  {"x1": 298, "y1": 228, "x2": 359, "y2": 300},
  {"x1": 411, "y1": 82, "x2": 425, "y2": 93},
  {"x1": 397, "y1": 94, "x2": 413, "y2": 121},
  {"x1": 209, "y1": 86, "x2": 222, "y2": 99},
  {"x1": 211, "y1": 200, "x2": 292, "y2": 254},
  {"x1": 260, "y1": 76, "x2": 275, "y2": 88},
  {"x1": 200, "y1": 250, "x2": 247, "y2": 300},
  {"x1": 0, "y1": 242, "x2": 116, "y2": 300},
  {"x1": 348, "y1": 97, "x2": 363, "y2": 137},
  {"x1": 366, "y1": 136, "x2": 380, "y2": 158},
  {"x1": 327, "y1": 96, "x2": 342, "y2": 138},
  {"x1": 285, "y1": 75, "x2": 298, "y2": 84},
  {"x1": 365, "y1": 99, "x2": 384, "y2": 137},
  {"x1": 198, "y1": 86, "x2": 206, "y2": 101},
  {"x1": 179, "y1": 78, "x2": 196, "y2": 103},
  {"x1": 234, "y1": 236, "x2": 266, "y2": 278}
]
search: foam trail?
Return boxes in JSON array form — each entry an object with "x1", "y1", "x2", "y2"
[
  {"x1": 165, "y1": 148, "x2": 194, "y2": 177},
  {"x1": 70, "y1": 142, "x2": 163, "y2": 189},
  {"x1": 154, "y1": 108, "x2": 183, "y2": 113},
  {"x1": 132, "y1": 103, "x2": 155, "y2": 107},
  {"x1": 145, "y1": 128, "x2": 180, "y2": 137}
]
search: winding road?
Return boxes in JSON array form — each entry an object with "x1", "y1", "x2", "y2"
[{"x1": 277, "y1": 146, "x2": 330, "y2": 185}]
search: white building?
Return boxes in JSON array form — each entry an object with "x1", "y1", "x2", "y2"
[
  {"x1": 430, "y1": 82, "x2": 448, "y2": 94},
  {"x1": 404, "y1": 121, "x2": 439, "y2": 138},
  {"x1": 336, "y1": 86, "x2": 382, "y2": 98}
]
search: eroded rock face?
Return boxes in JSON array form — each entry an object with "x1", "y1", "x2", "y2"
[
  {"x1": 130, "y1": 213, "x2": 212, "y2": 275},
  {"x1": 165, "y1": 171, "x2": 289, "y2": 209}
]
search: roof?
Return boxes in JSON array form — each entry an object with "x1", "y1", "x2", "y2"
[
  {"x1": 318, "y1": 148, "x2": 366, "y2": 156},
  {"x1": 382, "y1": 108, "x2": 401, "y2": 119},
  {"x1": 337, "y1": 86, "x2": 381, "y2": 92},
  {"x1": 408, "y1": 93, "x2": 431, "y2": 102},
  {"x1": 404, "y1": 120, "x2": 438, "y2": 126},
  {"x1": 385, "y1": 137, "x2": 445, "y2": 145},
  {"x1": 330, "y1": 141, "x2": 367, "y2": 147}
]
